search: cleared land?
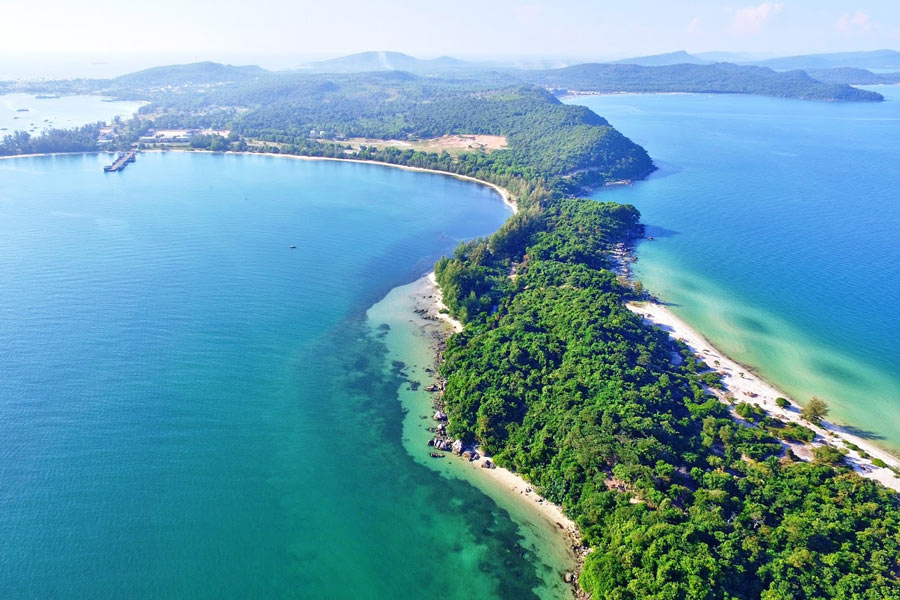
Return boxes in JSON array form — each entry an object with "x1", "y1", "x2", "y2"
[{"x1": 323, "y1": 134, "x2": 508, "y2": 155}]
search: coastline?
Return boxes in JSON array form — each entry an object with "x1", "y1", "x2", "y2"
[
  {"x1": 628, "y1": 300, "x2": 900, "y2": 492},
  {"x1": 16, "y1": 147, "x2": 567, "y2": 592},
  {"x1": 0, "y1": 151, "x2": 108, "y2": 160},
  {"x1": 250, "y1": 152, "x2": 519, "y2": 214},
  {"x1": 13, "y1": 145, "x2": 900, "y2": 589},
  {"x1": 0, "y1": 149, "x2": 519, "y2": 215},
  {"x1": 422, "y1": 273, "x2": 578, "y2": 538},
  {"x1": 561, "y1": 91, "x2": 693, "y2": 99},
  {"x1": 367, "y1": 274, "x2": 580, "y2": 599},
  {"x1": 157, "y1": 149, "x2": 519, "y2": 215},
  {"x1": 244, "y1": 152, "x2": 518, "y2": 214}
]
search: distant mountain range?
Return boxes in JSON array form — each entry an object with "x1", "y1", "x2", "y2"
[
  {"x1": 609, "y1": 51, "x2": 710, "y2": 66},
  {"x1": 297, "y1": 51, "x2": 471, "y2": 74},
  {"x1": 611, "y1": 49, "x2": 900, "y2": 71},
  {"x1": 298, "y1": 49, "x2": 900, "y2": 76},
  {"x1": 7, "y1": 50, "x2": 894, "y2": 105},
  {"x1": 804, "y1": 67, "x2": 900, "y2": 85},
  {"x1": 750, "y1": 49, "x2": 900, "y2": 71}
]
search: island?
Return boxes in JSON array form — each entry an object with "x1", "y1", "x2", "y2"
[{"x1": 3, "y1": 60, "x2": 900, "y2": 598}]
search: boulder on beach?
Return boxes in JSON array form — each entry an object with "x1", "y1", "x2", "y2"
[
  {"x1": 433, "y1": 410, "x2": 447, "y2": 421},
  {"x1": 452, "y1": 439, "x2": 463, "y2": 455}
]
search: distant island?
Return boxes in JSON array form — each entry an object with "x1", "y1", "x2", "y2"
[
  {"x1": 4, "y1": 57, "x2": 900, "y2": 597},
  {"x1": 1, "y1": 53, "x2": 889, "y2": 160},
  {"x1": 0, "y1": 51, "x2": 889, "y2": 107},
  {"x1": 523, "y1": 62, "x2": 884, "y2": 102}
]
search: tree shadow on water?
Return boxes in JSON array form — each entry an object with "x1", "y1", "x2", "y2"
[{"x1": 642, "y1": 224, "x2": 679, "y2": 239}]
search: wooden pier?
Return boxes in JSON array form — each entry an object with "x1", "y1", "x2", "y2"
[{"x1": 103, "y1": 151, "x2": 137, "y2": 172}]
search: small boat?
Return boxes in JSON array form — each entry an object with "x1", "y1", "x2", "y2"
[
  {"x1": 429, "y1": 452, "x2": 445, "y2": 459},
  {"x1": 289, "y1": 245, "x2": 296, "y2": 249}
]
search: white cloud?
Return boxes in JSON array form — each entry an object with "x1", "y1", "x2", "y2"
[
  {"x1": 836, "y1": 10, "x2": 872, "y2": 33},
  {"x1": 687, "y1": 16, "x2": 701, "y2": 35},
  {"x1": 730, "y1": 2, "x2": 784, "y2": 37}
]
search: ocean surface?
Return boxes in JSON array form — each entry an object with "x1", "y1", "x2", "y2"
[
  {"x1": 567, "y1": 86, "x2": 900, "y2": 450},
  {"x1": 0, "y1": 93, "x2": 143, "y2": 136},
  {"x1": 0, "y1": 152, "x2": 568, "y2": 598}
]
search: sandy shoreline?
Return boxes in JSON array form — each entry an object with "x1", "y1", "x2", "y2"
[
  {"x1": 238, "y1": 152, "x2": 519, "y2": 215},
  {"x1": 0, "y1": 149, "x2": 519, "y2": 214},
  {"x1": 561, "y1": 91, "x2": 693, "y2": 99},
  {"x1": 420, "y1": 273, "x2": 577, "y2": 536},
  {"x1": 628, "y1": 300, "x2": 900, "y2": 492},
  {"x1": 369, "y1": 273, "x2": 580, "y2": 597}
]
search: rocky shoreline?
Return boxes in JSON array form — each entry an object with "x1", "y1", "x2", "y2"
[{"x1": 407, "y1": 274, "x2": 589, "y2": 597}]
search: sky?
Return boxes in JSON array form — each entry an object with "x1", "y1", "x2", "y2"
[{"x1": 1, "y1": 0, "x2": 899, "y2": 77}]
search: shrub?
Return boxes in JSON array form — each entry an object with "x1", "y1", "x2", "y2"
[
  {"x1": 801, "y1": 396, "x2": 829, "y2": 424},
  {"x1": 813, "y1": 445, "x2": 846, "y2": 465},
  {"x1": 735, "y1": 402, "x2": 753, "y2": 419}
]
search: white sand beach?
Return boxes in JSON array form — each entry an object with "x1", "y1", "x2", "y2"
[{"x1": 628, "y1": 300, "x2": 900, "y2": 492}]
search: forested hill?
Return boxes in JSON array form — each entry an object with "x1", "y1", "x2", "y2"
[
  {"x1": 524, "y1": 62, "x2": 885, "y2": 102},
  {"x1": 2, "y1": 57, "x2": 886, "y2": 104},
  {"x1": 6, "y1": 58, "x2": 900, "y2": 597},
  {"x1": 112, "y1": 62, "x2": 270, "y2": 88},
  {"x1": 434, "y1": 196, "x2": 900, "y2": 599},
  {"x1": 141, "y1": 73, "x2": 654, "y2": 185}
]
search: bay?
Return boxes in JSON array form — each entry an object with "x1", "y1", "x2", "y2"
[{"x1": 0, "y1": 152, "x2": 563, "y2": 599}]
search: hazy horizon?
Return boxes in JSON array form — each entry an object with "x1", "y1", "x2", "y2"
[{"x1": 2, "y1": 0, "x2": 900, "y2": 79}]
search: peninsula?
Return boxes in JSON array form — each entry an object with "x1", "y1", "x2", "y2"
[{"x1": 4, "y1": 60, "x2": 900, "y2": 598}]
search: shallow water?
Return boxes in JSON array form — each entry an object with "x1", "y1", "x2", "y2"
[
  {"x1": 0, "y1": 152, "x2": 566, "y2": 598},
  {"x1": 568, "y1": 86, "x2": 900, "y2": 450},
  {"x1": 366, "y1": 277, "x2": 575, "y2": 600}
]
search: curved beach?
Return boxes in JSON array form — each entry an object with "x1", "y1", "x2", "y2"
[
  {"x1": 6, "y1": 147, "x2": 899, "y2": 596},
  {"x1": 629, "y1": 300, "x2": 900, "y2": 491}
]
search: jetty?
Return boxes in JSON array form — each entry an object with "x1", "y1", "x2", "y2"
[{"x1": 103, "y1": 151, "x2": 137, "y2": 172}]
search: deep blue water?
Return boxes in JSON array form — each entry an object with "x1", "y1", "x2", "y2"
[
  {"x1": 568, "y1": 86, "x2": 900, "y2": 448},
  {"x1": 0, "y1": 152, "x2": 555, "y2": 599}
]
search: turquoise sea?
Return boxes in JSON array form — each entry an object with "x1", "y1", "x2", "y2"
[
  {"x1": 0, "y1": 153, "x2": 570, "y2": 598},
  {"x1": 568, "y1": 86, "x2": 900, "y2": 450}
]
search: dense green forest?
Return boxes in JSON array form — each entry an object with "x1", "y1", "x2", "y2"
[
  {"x1": 0, "y1": 123, "x2": 101, "y2": 156},
  {"x1": 434, "y1": 195, "x2": 900, "y2": 598},
  {"x1": 523, "y1": 62, "x2": 884, "y2": 102},
  {"x1": 142, "y1": 73, "x2": 655, "y2": 185},
  {"x1": 4, "y1": 59, "x2": 900, "y2": 597},
  {"x1": 0, "y1": 70, "x2": 655, "y2": 188}
]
